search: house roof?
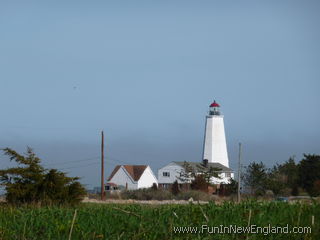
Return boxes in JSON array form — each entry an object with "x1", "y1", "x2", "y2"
[
  {"x1": 173, "y1": 161, "x2": 233, "y2": 172},
  {"x1": 108, "y1": 165, "x2": 121, "y2": 181},
  {"x1": 107, "y1": 165, "x2": 148, "y2": 182}
]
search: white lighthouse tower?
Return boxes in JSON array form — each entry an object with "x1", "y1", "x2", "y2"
[{"x1": 202, "y1": 100, "x2": 229, "y2": 167}]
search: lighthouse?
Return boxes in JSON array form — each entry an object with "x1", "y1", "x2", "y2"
[{"x1": 202, "y1": 100, "x2": 229, "y2": 167}]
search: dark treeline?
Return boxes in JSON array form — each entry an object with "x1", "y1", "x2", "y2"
[{"x1": 243, "y1": 154, "x2": 320, "y2": 197}]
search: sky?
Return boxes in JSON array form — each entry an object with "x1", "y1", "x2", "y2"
[{"x1": 0, "y1": 0, "x2": 319, "y2": 189}]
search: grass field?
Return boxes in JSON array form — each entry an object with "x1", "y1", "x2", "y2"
[{"x1": 0, "y1": 201, "x2": 319, "y2": 240}]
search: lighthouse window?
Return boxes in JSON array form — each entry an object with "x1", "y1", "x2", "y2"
[{"x1": 163, "y1": 172, "x2": 170, "y2": 177}]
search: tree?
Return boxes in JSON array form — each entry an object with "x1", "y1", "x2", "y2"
[
  {"x1": 196, "y1": 162, "x2": 221, "y2": 184},
  {"x1": 177, "y1": 161, "x2": 221, "y2": 185},
  {"x1": 243, "y1": 162, "x2": 268, "y2": 196},
  {"x1": 171, "y1": 180, "x2": 180, "y2": 195},
  {"x1": 151, "y1": 183, "x2": 158, "y2": 191},
  {"x1": 246, "y1": 158, "x2": 299, "y2": 197},
  {"x1": 255, "y1": 157, "x2": 300, "y2": 196},
  {"x1": 278, "y1": 157, "x2": 299, "y2": 189},
  {"x1": 225, "y1": 178, "x2": 238, "y2": 195},
  {"x1": 0, "y1": 147, "x2": 86, "y2": 205},
  {"x1": 190, "y1": 175, "x2": 208, "y2": 192},
  {"x1": 298, "y1": 154, "x2": 320, "y2": 196},
  {"x1": 275, "y1": 157, "x2": 299, "y2": 196},
  {"x1": 263, "y1": 165, "x2": 286, "y2": 196},
  {"x1": 177, "y1": 162, "x2": 194, "y2": 184}
]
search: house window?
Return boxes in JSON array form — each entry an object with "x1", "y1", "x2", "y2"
[
  {"x1": 225, "y1": 172, "x2": 231, "y2": 178},
  {"x1": 163, "y1": 172, "x2": 170, "y2": 177}
]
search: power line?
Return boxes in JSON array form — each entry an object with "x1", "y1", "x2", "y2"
[
  {"x1": 57, "y1": 158, "x2": 126, "y2": 171},
  {"x1": 2, "y1": 125, "x2": 102, "y2": 131},
  {"x1": 57, "y1": 161, "x2": 101, "y2": 171},
  {"x1": 106, "y1": 155, "x2": 128, "y2": 165},
  {"x1": 17, "y1": 153, "x2": 131, "y2": 172},
  {"x1": 44, "y1": 156, "x2": 125, "y2": 169},
  {"x1": 3, "y1": 153, "x2": 131, "y2": 171},
  {"x1": 44, "y1": 156, "x2": 100, "y2": 167}
]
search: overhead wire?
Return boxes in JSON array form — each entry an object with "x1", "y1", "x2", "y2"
[
  {"x1": 43, "y1": 156, "x2": 100, "y2": 167},
  {"x1": 1, "y1": 148, "x2": 133, "y2": 172},
  {"x1": 42, "y1": 155, "x2": 128, "y2": 171},
  {"x1": 58, "y1": 161, "x2": 101, "y2": 171}
]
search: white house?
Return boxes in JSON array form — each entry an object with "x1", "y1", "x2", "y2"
[
  {"x1": 107, "y1": 165, "x2": 158, "y2": 190},
  {"x1": 158, "y1": 161, "x2": 234, "y2": 189}
]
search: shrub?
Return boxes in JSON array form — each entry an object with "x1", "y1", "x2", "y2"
[
  {"x1": 151, "y1": 183, "x2": 158, "y2": 191},
  {"x1": 120, "y1": 188, "x2": 216, "y2": 201},
  {"x1": 0, "y1": 147, "x2": 86, "y2": 205},
  {"x1": 171, "y1": 180, "x2": 180, "y2": 195},
  {"x1": 291, "y1": 185, "x2": 299, "y2": 196},
  {"x1": 190, "y1": 175, "x2": 208, "y2": 192},
  {"x1": 121, "y1": 188, "x2": 174, "y2": 200},
  {"x1": 148, "y1": 190, "x2": 174, "y2": 200},
  {"x1": 177, "y1": 190, "x2": 214, "y2": 201},
  {"x1": 105, "y1": 191, "x2": 122, "y2": 200}
]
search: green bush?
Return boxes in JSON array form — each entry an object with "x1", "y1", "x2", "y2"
[
  {"x1": 104, "y1": 191, "x2": 122, "y2": 200},
  {"x1": 121, "y1": 189, "x2": 216, "y2": 201},
  {"x1": 0, "y1": 147, "x2": 86, "y2": 205},
  {"x1": 171, "y1": 180, "x2": 180, "y2": 195},
  {"x1": 176, "y1": 190, "x2": 214, "y2": 201},
  {"x1": 190, "y1": 175, "x2": 208, "y2": 192},
  {"x1": 121, "y1": 188, "x2": 174, "y2": 200}
]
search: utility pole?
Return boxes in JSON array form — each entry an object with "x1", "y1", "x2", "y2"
[
  {"x1": 101, "y1": 131, "x2": 105, "y2": 200},
  {"x1": 237, "y1": 142, "x2": 242, "y2": 203}
]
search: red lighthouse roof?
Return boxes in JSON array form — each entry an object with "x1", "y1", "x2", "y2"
[{"x1": 210, "y1": 100, "x2": 220, "y2": 107}]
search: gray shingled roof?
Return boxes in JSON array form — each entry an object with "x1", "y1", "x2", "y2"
[{"x1": 173, "y1": 161, "x2": 233, "y2": 172}]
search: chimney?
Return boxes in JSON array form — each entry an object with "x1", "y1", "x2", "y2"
[{"x1": 203, "y1": 159, "x2": 208, "y2": 167}]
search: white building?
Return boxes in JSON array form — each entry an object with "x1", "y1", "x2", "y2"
[
  {"x1": 158, "y1": 101, "x2": 234, "y2": 189},
  {"x1": 203, "y1": 100, "x2": 229, "y2": 167},
  {"x1": 158, "y1": 161, "x2": 234, "y2": 189},
  {"x1": 107, "y1": 165, "x2": 158, "y2": 190}
]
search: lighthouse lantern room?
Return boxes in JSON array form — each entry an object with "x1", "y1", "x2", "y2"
[{"x1": 209, "y1": 100, "x2": 220, "y2": 116}]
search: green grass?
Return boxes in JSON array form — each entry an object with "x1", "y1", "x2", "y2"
[{"x1": 0, "y1": 201, "x2": 319, "y2": 239}]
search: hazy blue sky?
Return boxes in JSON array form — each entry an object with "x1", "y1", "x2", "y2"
[{"x1": 1, "y1": 0, "x2": 319, "y2": 189}]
